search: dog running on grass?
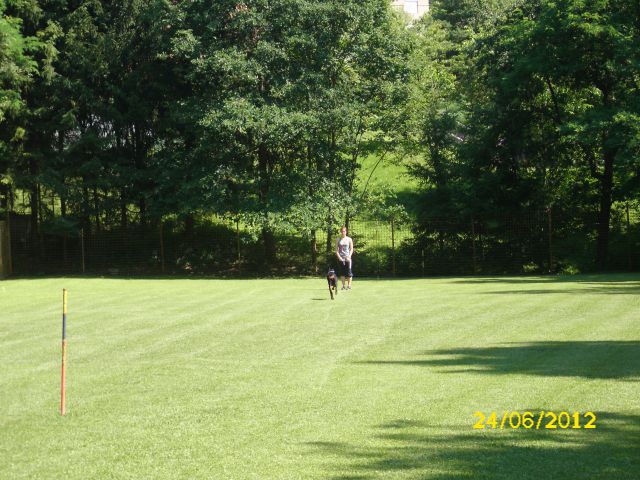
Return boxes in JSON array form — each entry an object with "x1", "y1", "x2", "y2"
[{"x1": 327, "y1": 267, "x2": 339, "y2": 300}]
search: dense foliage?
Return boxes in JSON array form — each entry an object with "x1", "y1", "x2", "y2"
[
  {"x1": 1, "y1": 0, "x2": 638, "y2": 272},
  {"x1": 405, "y1": 0, "x2": 640, "y2": 270}
]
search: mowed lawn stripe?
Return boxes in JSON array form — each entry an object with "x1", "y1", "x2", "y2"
[{"x1": 0, "y1": 275, "x2": 638, "y2": 479}]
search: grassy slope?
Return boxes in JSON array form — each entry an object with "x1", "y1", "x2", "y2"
[
  {"x1": 357, "y1": 152, "x2": 419, "y2": 196},
  {"x1": 353, "y1": 153, "x2": 419, "y2": 248},
  {"x1": 1, "y1": 275, "x2": 639, "y2": 479}
]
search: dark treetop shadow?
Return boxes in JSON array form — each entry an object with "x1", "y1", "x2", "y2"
[
  {"x1": 306, "y1": 412, "x2": 640, "y2": 479},
  {"x1": 479, "y1": 284, "x2": 640, "y2": 295},
  {"x1": 357, "y1": 341, "x2": 640, "y2": 380},
  {"x1": 450, "y1": 275, "x2": 640, "y2": 295},
  {"x1": 451, "y1": 274, "x2": 640, "y2": 285}
]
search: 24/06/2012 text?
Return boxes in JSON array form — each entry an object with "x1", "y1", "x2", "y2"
[{"x1": 473, "y1": 411, "x2": 597, "y2": 430}]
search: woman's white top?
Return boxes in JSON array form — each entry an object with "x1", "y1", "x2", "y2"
[{"x1": 337, "y1": 236, "x2": 352, "y2": 260}]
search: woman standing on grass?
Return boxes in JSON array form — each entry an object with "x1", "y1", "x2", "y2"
[{"x1": 335, "y1": 225, "x2": 354, "y2": 290}]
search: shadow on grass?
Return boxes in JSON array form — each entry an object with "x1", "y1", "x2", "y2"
[
  {"x1": 5, "y1": 273, "x2": 323, "y2": 280},
  {"x1": 481, "y1": 284, "x2": 640, "y2": 295},
  {"x1": 307, "y1": 412, "x2": 640, "y2": 479},
  {"x1": 358, "y1": 342, "x2": 640, "y2": 380},
  {"x1": 451, "y1": 274, "x2": 640, "y2": 295},
  {"x1": 452, "y1": 274, "x2": 640, "y2": 284}
]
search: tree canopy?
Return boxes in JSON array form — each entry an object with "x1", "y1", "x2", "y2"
[{"x1": 1, "y1": 0, "x2": 638, "y2": 271}]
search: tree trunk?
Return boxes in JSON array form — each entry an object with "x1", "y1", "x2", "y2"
[
  {"x1": 595, "y1": 148, "x2": 615, "y2": 270},
  {"x1": 326, "y1": 215, "x2": 333, "y2": 254},
  {"x1": 307, "y1": 146, "x2": 318, "y2": 272},
  {"x1": 61, "y1": 193, "x2": 67, "y2": 264},
  {"x1": 139, "y1": 197, "x2": 147, "y2": 228},
  {"x1": 133, "y1": 123, "x2": 147, "y2": 228},
  {"x1": 311, "y1": 229, "x2": 317, "y2": 272},
  {"x1": 258, "y1": 144, "x2": 276, "y2": 262},
  {"x1": 184, "y1": 214, "x2": 195, "y2": 238},
  {"x1": 82, "y1": 182, "x2": 91, "y2": 233},
  {"x1": 93, "y1": 187, "x2": 101, "y2": 233},
  {"x1": 120, "y1": 189, "x2": 128, "y2": 229},
  {"x1": 262, "y1": 227, "x2": 276, "y2": 264},
  {"x1": 29, "y1": 180, "x2": 39, "y2": 258}
]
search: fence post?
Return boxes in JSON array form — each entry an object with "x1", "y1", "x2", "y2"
[
  {"x1": 159, "y1": 220, "x2": 165, "y2": 273},
  {"x1": 391, "y1": 218, "x2": 396, "y2": 277},
  {"x1": 6, "y1": 210, "x2": 12, "y2": 276},
  {"x1": 626, "y1": 202, "x2": 632, "y2": 270},
  {"x1": 421, "y1": 248, "x2": 425, "y2": 276},
  {"x1": 547, "y1": 208, "x2": 553, "y2": 273},
  {"x1": 80, "y1": 228, "x2": 86, "y2": 274},
  {"x1": 375, "y1": 223, "x2": 381, "y2": 278},
  {"x1": 236, "y1": 216, "x2": 241, "y2": 262},
  {"x1": 471, "y1": 219, "x2": 478, "y2": 274}
]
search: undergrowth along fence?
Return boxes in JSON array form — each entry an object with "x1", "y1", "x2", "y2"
[{"x1": 5, "y1": 204, "x2": 640, "y2": 277}]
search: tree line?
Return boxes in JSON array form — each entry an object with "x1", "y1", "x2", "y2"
[{"x1": 1, "y1": 0, "x2": 638, "y2": 270}]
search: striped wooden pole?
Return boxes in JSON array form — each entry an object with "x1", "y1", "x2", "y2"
[{"x1": 61, "y1": 289, "x2": 68, "y2": 415}]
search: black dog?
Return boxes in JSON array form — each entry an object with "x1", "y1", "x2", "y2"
[{"x1": 327, "y1": 268, "x2": 338, "y2": 300}]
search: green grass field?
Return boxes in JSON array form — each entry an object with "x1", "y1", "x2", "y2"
[
  {"x1": 357, "y1": 152, "x2": 419, "y2": 194},
  {"x1": 2, "y1": 275, "x2": 639, "y2": 479}
]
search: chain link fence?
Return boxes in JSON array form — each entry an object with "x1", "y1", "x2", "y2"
[{"x1": 5, "y1": 203, "x2": 640, "y2": 277}]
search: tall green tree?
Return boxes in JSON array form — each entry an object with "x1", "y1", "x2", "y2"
[
  {"x1": 0, "y1": 0, "x2": 36, "y2": 133},
  {"x1": 1, "y1": 0, "x2": 59, "y2": 244},
  {"x1": 467, "y1": 0, "x2": 640, "y2": 268},
  {"x1": 158, "y1": 0, "x2": 409, "y2": 262}
]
